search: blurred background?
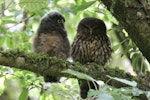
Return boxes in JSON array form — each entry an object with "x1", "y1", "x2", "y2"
[{"x1": 0, "y1": 0, "x2": 150, "y2": 100}]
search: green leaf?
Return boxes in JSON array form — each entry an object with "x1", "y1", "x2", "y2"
[
  {"x1": 107, "y1": 75, "x2": 137, "y2": 87},
  {"x1": 19, "y1": 88, "x2": 29, "y2": 100},
  {"x1": 40, "y1": 93, "x2": 48, "y2": 100},
  {"x1": 0, "y1": 37, "x2": 5, "y2": 46},
  {"x1": 121, "y1": 43, "x2": 131, "y2": 57},
  {"x1": 73, "y1": 1, "x2": 96, "y2": 13},
  {"x1": 75, "y1": 0, "x2": 82, "y2": 5},
  {"x1": 1, "y1": 16, "x2": 17, "y2": 24},
  {"x1": 0, "y1": 74, "x2": 4, "y2": 78},
  {"x1": 0, "y1": 0, "x2": 4, "y2": 9},
  {"x1": 112, "y1": 44, "x2": 120, "y2": 51},
  {"x1": 0, "y1": 0, "x2": 4, "y2": 5},
  {"x1": 0, "y1": 77, "x2": 5, "y2": 95},
  {"x1": 132, "y1": 55, "x2": 139, "y2": 71},
  {"x1": 88, "y1": 89, "x2": 100, "y2": 97},
  {"x1": 97, "y1": 8, "x2": 118, "y2": 25},
  {"x1": 19, "y1": 0, "x2": 48, "y2": 12},
  {"x1": 6, "y1": 37, "x2": 13, "y2": 48},
  {"x1": 62, "y1": 69, "x2": 95, "y2": 81},
  {"x1": 97, "y1": 92, "x2": 114, "y2": 100},
  {"x1": 1, "y1": 15, "x2": 15, "y2": 20},
  {"x1": 132, "y1": 88, "x2": 144, "y2": 96},
  {"x1": 2, "y1": 20, "x2": 17, "y2": 24}
]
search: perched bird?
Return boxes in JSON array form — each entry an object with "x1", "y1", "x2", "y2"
[
  {"x1": 32, "y1": 11, "x2": 70, "y2": 82},
  {"x1": 71, "y1": 17, "x2": 112, "y2": 99}
]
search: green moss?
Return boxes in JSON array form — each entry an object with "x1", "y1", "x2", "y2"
[
  {"x1": 0, "y1": 49, "x2": 25, "y2": 58},
  {"x1": 0, "y1": 49, "x2": 67, "y2": 70}
]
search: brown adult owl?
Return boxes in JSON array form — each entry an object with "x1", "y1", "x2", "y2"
[
  {"x1": 33, "y1": 11, "x2": 70, "y2": 82},
  {"x1": 71, "y1": 17, "x2": 112, "y2": 99}
]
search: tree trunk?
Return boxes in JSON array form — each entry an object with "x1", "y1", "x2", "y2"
[{"x1": 101, "y1": 0, "x2": 150, "y2": 62}]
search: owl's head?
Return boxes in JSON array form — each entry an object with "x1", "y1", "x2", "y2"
[
  {"x1": 77, "y1": 17, "x2": 106, "y2": 35},
  {"x1": 40, "y1": 11, "x2": 65, "y2": 29}
]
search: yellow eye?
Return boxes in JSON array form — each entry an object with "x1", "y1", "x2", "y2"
[{"x1": 57, "y1": 19, "x2": 61, "y2": 24}]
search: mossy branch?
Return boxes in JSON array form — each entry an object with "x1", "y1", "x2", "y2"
[{"x1": 0, "y1": 49, "x2": 150, "y2": 91}]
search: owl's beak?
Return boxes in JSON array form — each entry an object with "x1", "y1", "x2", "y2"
[{"x1": 89, "y1": 29, "x2": 93, "y2": 34}]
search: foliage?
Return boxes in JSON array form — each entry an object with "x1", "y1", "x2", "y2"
[{"x1": 0, "y1": 0, "x2": 149, "y2": 100}]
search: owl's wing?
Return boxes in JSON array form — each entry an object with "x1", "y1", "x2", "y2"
[
  {"x1": 33, "y1": 32, "x2": 58, "y2": 53},
  {"x1": 33, "y1": 31, "x2": 69, "y2": 59}
]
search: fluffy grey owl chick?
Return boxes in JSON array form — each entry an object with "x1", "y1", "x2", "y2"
[{"x1": 33, "y1": 11, "x2": 70, "y2": 82}]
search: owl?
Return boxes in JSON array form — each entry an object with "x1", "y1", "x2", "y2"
[
  {"x1": 33, "y1": 11, "x2": 70, "y2": 82},
  {"x1": 71, "y1": 17, "x2": 112, "y2": 99}
]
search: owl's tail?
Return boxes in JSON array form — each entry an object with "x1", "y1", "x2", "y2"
[
  {"x1": 44, "y1": 75, "x2": 59, "y2": 82},
  {"x1": 78, "y1": 79, "x2": 99, "y2": 99}
]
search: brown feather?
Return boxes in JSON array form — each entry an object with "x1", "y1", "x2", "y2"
[{"x1": 71, "y1": 17, "x2": 112, "y2": 98}]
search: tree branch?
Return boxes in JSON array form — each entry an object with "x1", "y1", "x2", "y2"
[{"x1": 0, "y1": 50, "x2": 149, "y2": 91}]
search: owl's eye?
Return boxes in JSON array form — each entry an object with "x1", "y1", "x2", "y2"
[
  {"x1": 57, "y1": 19, "x2": 62, "y2": 24},
  {"x1": 57, "y1": 19, "x2": 65, "y2": 24}
]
